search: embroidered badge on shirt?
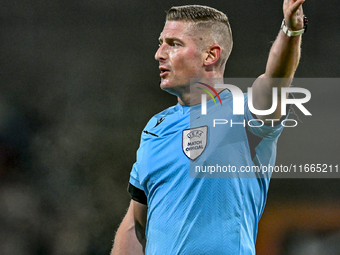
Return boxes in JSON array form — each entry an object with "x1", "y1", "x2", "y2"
[{"x1": 182, "y1": 126, "x2": 207, "y2": 160}]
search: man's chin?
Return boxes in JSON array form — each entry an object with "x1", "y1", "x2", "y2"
[
  {"x1": 159, "y1": 80, "x2": 171, "y2": 90},
  {"x1": 159, "y1": 82, "x2": 179, "y2": 97}
]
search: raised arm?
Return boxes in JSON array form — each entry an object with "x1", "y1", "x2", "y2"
[
  {"x1": 252, "y1": 0, "x2": 306, "y2": 120},
  {"x1": 111, "y1": 200, "x2": 147, "y2": 255}
]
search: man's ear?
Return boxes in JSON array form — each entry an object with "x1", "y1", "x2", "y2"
[{"x1": 204, "y1": 44, "x2": 221, "y2": 67}]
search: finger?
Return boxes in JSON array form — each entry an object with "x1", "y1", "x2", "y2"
[{"x1": 290, "y1": 0, "x2": 305, "y2": 13}]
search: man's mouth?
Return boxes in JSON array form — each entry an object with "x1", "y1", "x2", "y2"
[{"x1": 159, "y1": 67, "x2": 170, "y2": 77}]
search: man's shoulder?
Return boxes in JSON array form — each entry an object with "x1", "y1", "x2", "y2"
[
  {"x1": 154, "y1": 104, "x2": 179, "y2": 118},
  {"x1": 144, "y1": 103, "x2": 181, "y2": 129}
]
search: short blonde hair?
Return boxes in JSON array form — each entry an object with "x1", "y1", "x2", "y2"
[{"x1": 166, "y1": 5, "x2": 233, "y2": 66}]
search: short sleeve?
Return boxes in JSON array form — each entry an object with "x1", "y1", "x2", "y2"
[
  {"x1": 129, "y1": 162, "x2": 144, "y2": 191},
  {"x1": 128, "y1": 182, "x2": 147, "y2": 205}
]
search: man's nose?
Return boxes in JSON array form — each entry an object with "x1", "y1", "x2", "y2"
[{"x1": 155, "y1": 43, "x2": 168, "y2": 61}]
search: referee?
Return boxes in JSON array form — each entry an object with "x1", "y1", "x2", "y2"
[{"x1": 112, "y1": 0, "x2": 306, "y2": 254}]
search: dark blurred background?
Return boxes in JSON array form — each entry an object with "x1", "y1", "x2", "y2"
[{"x1": 0, "y1": 0, "x2": 339, "y2": 254}]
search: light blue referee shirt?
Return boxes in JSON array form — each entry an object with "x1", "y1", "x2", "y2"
[{"x1": 129, "y1": 90, "x2": 285, "y2": 255}]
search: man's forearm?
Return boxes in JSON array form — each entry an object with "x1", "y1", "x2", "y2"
[
  {"x1": 111, "y1": 224, "x2": 145, "y2": 255},
  {"x1": 111, "y1": 211, "x2": 145, "y2": 255},
  {"x1": 264, "y1": 30, "x2": 302, "y2": 79}
]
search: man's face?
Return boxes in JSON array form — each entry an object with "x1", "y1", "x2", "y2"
[{"x1": 155, "y1": 21, "x2": 206, "y2": 94}]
